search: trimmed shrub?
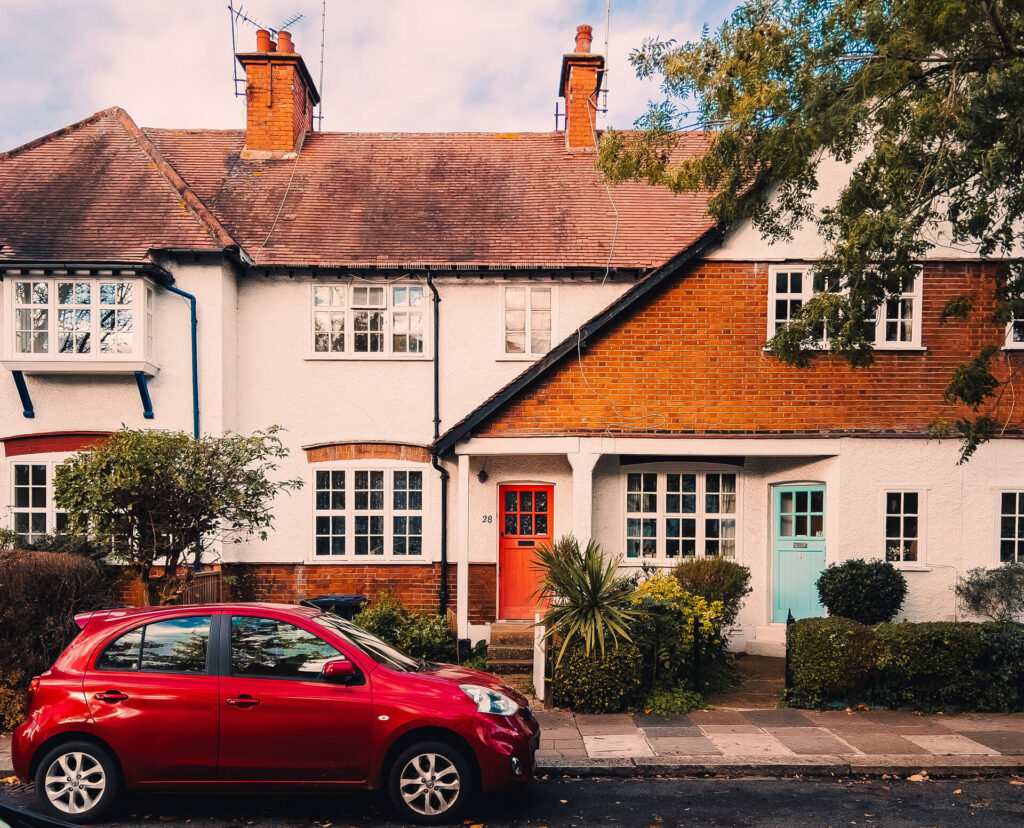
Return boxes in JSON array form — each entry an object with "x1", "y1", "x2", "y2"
[
  {"x1": 352, "y1": 592, "x2": 457, "y2": 663},
  {"x1": 639, "y1": 685, "x2": 704, "y2": 715},
  {"x1": 0, "y1": 550, "x2": 114, "y2": 680},
  {"x1": 0, "y1": 670, "x2": 26, "y2": 731},
  {"x1": 553, "y1": 641, "x2": 643, "y2": 713},
  {"x1": 816, "y1": 559, "x2": 907, "y2": 625},
  {"x1": 956, "y1": 563, "x2": 1024, "y2": 622},
  {"x1": 785, "y1": 616, "x2": 876, "y2": 708},
  {"x1": 672, "y1": 557, "x2": 752, "y2": 628},
  {"x1": 629, "y1": 571, "x2": 729, "y2": 694}
]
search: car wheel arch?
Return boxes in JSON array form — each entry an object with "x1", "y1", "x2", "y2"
[
  {"x1": 28, "y1": 731, "x2": 126, "y2": 786},
  {"x1": 377, "y1": 726, "x2": 480, "y2": 792}
]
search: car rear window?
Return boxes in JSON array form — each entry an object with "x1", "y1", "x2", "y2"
[{"x1": 95, "y1": 616, "x2": 211, "y2": 674}]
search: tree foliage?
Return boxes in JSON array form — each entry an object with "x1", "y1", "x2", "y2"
[
  {"x1": 598, "y1": 0, "x2": 1024, "y2": 461},
  {"x1": 54, "y1": 427, "x2": 302, "y2": 605}
]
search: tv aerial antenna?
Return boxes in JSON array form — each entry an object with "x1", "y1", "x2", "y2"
[{"x1": 227, "y1": 3, "x2": 305, "y2": 98}]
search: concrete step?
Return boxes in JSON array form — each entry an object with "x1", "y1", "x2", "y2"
[
  {"x1": 489, "y1": 645, "x2": 533, "y2": 661},
  {"x1": 490, "y1": 623, "x2": 535, "y2": 645},
  {"x1": 487, "y1": 659, "x2": 534, "y2": 675},
  {"x1": 744, "y1": 624, "x2": 788, "y2": 658},
  {"x1": 499, "y1": 672, "x2": 535, "y2": 696}
]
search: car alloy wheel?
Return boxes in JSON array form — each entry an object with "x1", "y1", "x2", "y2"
[
  {"x1": 399, "y1": 752, "x2": 461, "y2": 816},
  {"x1": 34, "y1": 741, "x2": 119, "y2": 823}
]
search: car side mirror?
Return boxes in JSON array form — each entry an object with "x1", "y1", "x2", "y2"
[{"x1": 322, "y1": 658, "x2": 358, "y2": 685}]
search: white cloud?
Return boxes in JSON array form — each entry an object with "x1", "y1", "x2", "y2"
[{"x1": 0, "y1": 0, "x2": 719, "y2": 150}]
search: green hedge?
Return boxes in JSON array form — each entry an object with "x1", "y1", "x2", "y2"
[
  {"x1": 786, "y1": 617, "x2": 1024, "y2": 712},
  {"x1": 553, "y1": 642, "x2": 643, "y2": 713}
]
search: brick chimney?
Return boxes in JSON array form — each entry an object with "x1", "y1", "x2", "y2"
[
  {"x1": 559, "y1": 24, "x2": 605, "y2": 151},
  {"x1": 236, "y1": 29, "x2": 321, "y2": 159}
]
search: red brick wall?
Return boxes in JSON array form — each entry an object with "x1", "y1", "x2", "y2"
[
  {"x1": 244, "y1": 59, "x2": 311, "y2": 153},
  {"x1": 564, "y1": 61, "x2": 600, "y2": 150},
  {"x1": 221, "y1": 562, "x2": 498, "y2": 624},
  {"x1": 478, "y1": 260, "x2": 1023, "y2": 437}
]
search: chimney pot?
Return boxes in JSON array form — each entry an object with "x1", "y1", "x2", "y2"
[
  {"x1": 255, "y1": 28, "x2": 272, "y2": 52},
  {"x1": 575, "y1": 24, "x2": 593, "y2": 53},
  {"x1": 277, "y1": 31, "x2": 294, "y2": 53}
]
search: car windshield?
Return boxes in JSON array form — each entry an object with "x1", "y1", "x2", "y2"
[{"x1": 311, "y1": 613, "x2": 422, "y2": 672}]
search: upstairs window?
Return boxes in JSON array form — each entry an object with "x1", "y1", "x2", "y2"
[
  {"x1": 767, "y1": 266, "x2": 922, "y2": 348},
  {"x1": 504, "y1": 286, "x2": 553, "y2": 357},
  {"x1": 313, "y1": 466, "x2": 425, "y2": 561},
  {"x1": 10, "y1": 279, "x2": 149, "y2": 359},
  {"x1": 312, "y1": 283, "x2": 426, "y2": 358}
]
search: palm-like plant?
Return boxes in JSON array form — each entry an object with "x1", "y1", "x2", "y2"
[{"x1": 532, "y1": 536, "x2": 640, "y2": 665}]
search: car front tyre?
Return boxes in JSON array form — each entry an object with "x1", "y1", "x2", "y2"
[
  {"x1": 34, "y1": 740, "x2": 120, "y2": 824},
  {"x1": 388, "y1": 740, "x2": 473, "y2": 825}
]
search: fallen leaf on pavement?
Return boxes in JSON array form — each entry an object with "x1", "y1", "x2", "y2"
[
  {"x1": 1009, "y1": 781, "x2": 1024, "y2": 786},
  {"x1": 907, "y1": 773, "x2": 928, "y2": 782},
  {"x1": 1, "y1": 777, "x2": 18, "y2": 784},
  {"x1": 953, "y1": 789, "x2": 962, "y2": 794}
]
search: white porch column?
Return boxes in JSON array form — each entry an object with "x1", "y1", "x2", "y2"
[
  {"x1": 455, "y1": 454, "x2": 471, "y2": 638},
  {"x1": 568, "y1": 449, "x2": 600, "y2": 542}
]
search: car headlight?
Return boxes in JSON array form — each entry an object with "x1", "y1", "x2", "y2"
[{"x1": 460, "y1": 683, "x2": 519, "y2": 716}]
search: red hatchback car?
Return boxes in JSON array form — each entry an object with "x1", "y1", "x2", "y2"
[{"x1": 13, "y1": 603, "x2": 539, "y2": 825}]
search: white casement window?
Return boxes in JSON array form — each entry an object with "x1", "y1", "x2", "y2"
[
  {"x1": 999, "y1": 491, "x2": 1024, "y2": 563},
  {"x1": 503, "y1": 286, "x2": 553, "y2": 357},
  {"x1": 624, "y1": 469, "x2": 739, "y2": 562},
  {"x1": 5, "y1": 277, "x2": 155, "y2": 367},
  {"x1": 767, "y1": 265, "x2": 922, "y2": 348},
  {"x1": 313, "y1": 466, "x2": 425, "y2": 560},
  {"x1": 884, "y1": 491, "x2": 921, "y2": 563},
  {"x1": 9, "y1": 461, "x2": 68, "y2": 545},
  {"x1": 311, "y1": 283, "x2": 426, "y2": 358},
  {"x1": 1005, "y1": 319, "x2": 1024, "y2": 349}
]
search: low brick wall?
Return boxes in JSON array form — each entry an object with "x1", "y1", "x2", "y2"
[{"x1": 221, "y1": 562, "x2": 498, "y2": 624}]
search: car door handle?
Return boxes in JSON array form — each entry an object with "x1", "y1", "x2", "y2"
[
  {"x1": 226, "y1": 695, "x2": 260, "y2": 708},
  {"x1": 94, "y1": 691, "x2": 129, "y2": 703}
]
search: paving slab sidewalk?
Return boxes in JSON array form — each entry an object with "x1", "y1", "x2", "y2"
[{"x1": 534, "y1": 708, "x2": 1024, "y2": 778}]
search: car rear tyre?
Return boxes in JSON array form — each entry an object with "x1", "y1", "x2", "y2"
[
  {"x1": 388, "y1": 740, "x2": 473, "y2": 825},
  {"x1": 34, "y1": 740, "x2": 120, "y2": 824}
]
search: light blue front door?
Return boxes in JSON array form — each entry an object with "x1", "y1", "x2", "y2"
[{"x1": 773, "y1": 485, "x2": 827, "y2": 622}]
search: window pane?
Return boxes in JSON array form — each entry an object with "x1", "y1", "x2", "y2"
[
  {"x1": 140, "y1": 616, "x2": 211, "y2": 674},
  {"x1": 505, "y1": 287, "x2": 525, "y2": 310},
  {"x1": 231, "y1": 616, "x2": 340, "y2": 680},
  {"x1": 97, "y1": 628, "x2": 143, "y2": 671}
]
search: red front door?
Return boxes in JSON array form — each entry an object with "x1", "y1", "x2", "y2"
[{"x1": 499, "y1": 485, "x2": 553, "y2": 619}]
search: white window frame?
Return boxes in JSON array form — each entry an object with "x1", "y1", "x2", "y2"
[
  {"x1": 1004, "y1": 320, "x2": 1024, "y2": 350},
  {"x1": 998, "y1": 489, "x2": 1024, "y2": 564},
  {"x1": 620, "y1": 463, "x2": 742, "y2": 565},
  {"x1": 308, "y1": 281, "x2": 431, "y2": 360},
  {"x1": 499, "y1": 284, "x2": 557, "y2": 360},
  {"x1": 310, "y1": 461, "x2": 429, "y2": 563},
  {"x1": 3, "y1": 276, "x2": 157, "y2": 371},
  {"x1": 767, "y1": 264, "x2": 923, "y2": 349},
  {"x1": 882, "y1": 489, "x2": 926, "y2": 567},
  {"x1": 7, "y1": 457, "x2": 69, "y2": 545}
]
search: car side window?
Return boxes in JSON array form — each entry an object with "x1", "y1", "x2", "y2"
[
  {"x1": 95, "y1": 616, "x2": 211, "y2": 674},
  {"x1": 230, "y1": 615, "x2": 341, "y2": 680}
]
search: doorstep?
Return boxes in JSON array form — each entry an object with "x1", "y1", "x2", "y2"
[{"x1": 744, "y1": 624, "x2": 787, "y2": 658}]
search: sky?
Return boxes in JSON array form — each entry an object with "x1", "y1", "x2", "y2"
[{"x1": 0, "y1": 0, "x2": 742, "y2": 152}]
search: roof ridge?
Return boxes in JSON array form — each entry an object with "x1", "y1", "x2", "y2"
[
  {"x1": 0, "y1": 108, "x2": 112, "y2": 161},
  {"x1": 110, "y1": 108, "x2": 241, "y2": 253}
]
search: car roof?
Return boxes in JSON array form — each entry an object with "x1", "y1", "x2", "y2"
[{"x1": 79, "y1": 602, "x2": 322, "y2": 627}]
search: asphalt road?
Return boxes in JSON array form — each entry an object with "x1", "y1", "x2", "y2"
[{"x1": 4, "y1": 776, "x2": 1024, "y2": 827}]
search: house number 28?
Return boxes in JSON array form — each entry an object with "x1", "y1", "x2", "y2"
[{"x1": 481, "y1": 515, "x2": 493, "y2": 523}]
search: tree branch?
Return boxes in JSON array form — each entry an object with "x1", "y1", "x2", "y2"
[{"x1": 981, "y1": 1, "x2": 1022, "y2": 56}]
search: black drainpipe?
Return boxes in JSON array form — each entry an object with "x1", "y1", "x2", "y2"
[{"x1": 426, "y1": 274, "x2": 450, "y2": 615}]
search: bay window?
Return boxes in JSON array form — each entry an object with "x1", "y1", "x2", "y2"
[
  {"x1": 313, "y1": 465, "x2": 425, "y2": 560},
  {"x1": 311, "y1": 282, "x2": 427, "y2": 358},
  {"x1": 624, "y1": 468, "x2": 739, "y2": 562},
  {"x1": 3, "y1": 275, "x2": 156, "y2": 372}
]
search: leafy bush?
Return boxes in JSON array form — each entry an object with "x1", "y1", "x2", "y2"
[
  {"x1": 629, "y1": 571, "x2": 728, "y2": 694},
  {"x1": 956, "y1": 564, "x2": 1024, "y2": 622},
  {"x1": 0, "y1": 670, "x2": 26, "y2": 731},
  {"x1": 816, "y1": 558, "x2": 907, "y2": 625},
  {"x1": 463, "y1": 640, "x2": 488, "y2": 671},
  {"x1": 672, "y1": 557, "x2": 752, "y2": 628},
  {"x1": 533, "y1": 536, "x2": 639, "y2": 664},
  {"x1": 552, "y1": 641, "x2": 643, "y2": 713},
  {"x1": 352, "y1": 592, "x2": 456, "y2": 663},
  {"x1": 639, "y1": 685, "x2": 704, "y2": 716},
  {"x1": 0, "y1": 550, "x2": 114, "y2": 681},
  {"x1": 785, "y1": 616, "x2": 876, "y2": 708},
  {"x1": 786, "y1": 618, "x2": 1024, "y2": 712},
  {"x1": 17, "y1": 532, "x2": 104, "y2": 560}
]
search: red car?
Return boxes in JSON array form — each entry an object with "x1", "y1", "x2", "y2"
[{"x1": 12, "y1": 603, "x2": 539, "y2": 825}]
